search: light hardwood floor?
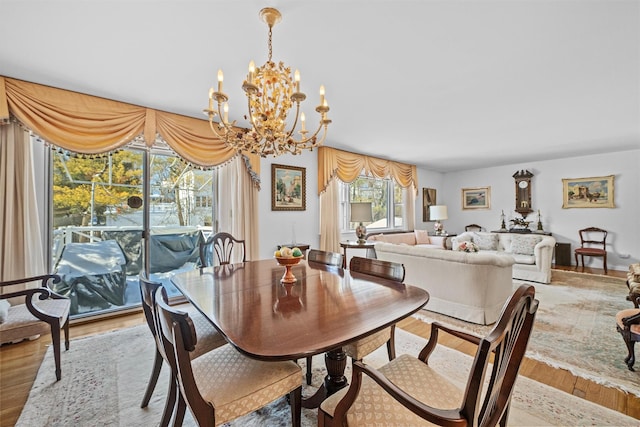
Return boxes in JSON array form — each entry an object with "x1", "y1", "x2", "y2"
[{"x1": 0, "y1": 266, "x2": 638, "y2": 426}]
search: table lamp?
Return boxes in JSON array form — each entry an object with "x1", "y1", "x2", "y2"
[
  {"x1": 429, "y1": 205, "x2": 448, "y2": 235},
  {"x1": 351, "y1": 202, "x2": 373, "y2": 243}
]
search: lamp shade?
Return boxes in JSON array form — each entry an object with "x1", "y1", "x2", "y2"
[
  {"x1": 350, "y1": 202, "x2": 373, "y2": 223},
  {"x1": 429, "y1": 205, "x2": 448, "y2": 221}
]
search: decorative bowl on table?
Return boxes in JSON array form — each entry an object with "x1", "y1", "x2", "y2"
[
  {"x1": 275, "y1": 246, "x2": 304, "y2": 283},
  {"x1": 275, "y1": 255, "x2": 303, "y2": 283}
]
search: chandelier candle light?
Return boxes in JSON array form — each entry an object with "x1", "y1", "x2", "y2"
[
  {"x1": 351, "y1": 202, "x2": 373, "y2": 244},
  {"x1": 204, "y1": 7, "x2": 331, "y2": 157},
  {"x1": 430, "y1": 205, "x2": 448, "y2": 235}
]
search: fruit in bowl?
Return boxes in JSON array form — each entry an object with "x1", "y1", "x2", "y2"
[{"x1": 274, "y1": 246, "x2": 304, "y2": 259}]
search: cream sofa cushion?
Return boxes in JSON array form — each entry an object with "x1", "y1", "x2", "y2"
[{"x1": 508, "y1": 234, "x2": 542, "y2": 255}]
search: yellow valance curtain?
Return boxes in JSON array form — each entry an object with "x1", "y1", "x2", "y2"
[
  {"x1": 317, "y1": 146, "x2": 417, "y2": 194},
  {"x1": 0, "y1": 76, "x2": 260, "y2": 176}
]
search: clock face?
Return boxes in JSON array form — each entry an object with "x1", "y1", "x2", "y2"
[{"x1": 518, "y1": 180, "x2": 529, "y2": 189}]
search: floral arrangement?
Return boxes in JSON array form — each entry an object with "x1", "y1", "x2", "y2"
[{"x1": 457, "y1": 241, "x2": 479, "y2": 253}]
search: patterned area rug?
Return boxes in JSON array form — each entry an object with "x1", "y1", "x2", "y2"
[
  {"x1": 17, "y1": 322, "x2": 638, "y2": 426},
  {"x1": 414, "y1": 269, "x2": 639, "y2": 397}
]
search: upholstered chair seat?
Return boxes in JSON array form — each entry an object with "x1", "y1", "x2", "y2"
[
  {"x1": 0, "y1": 299, "x2": 69, "y2": 344},
  {"x1": 189, "y1": 312, "x2": 228, "y2": 359},
  {"x1": 321, "y1": 353, "x2": 463, "y2": 426},
  {"x1": 0, "y1": 275, "x2": 71, "y2": 381},
  {"x1": 343, "y1": 328, "x2": 394, "y2": 361},
  {"x1": 191, "y1": 345, "x2": 302, "y2": 425}
]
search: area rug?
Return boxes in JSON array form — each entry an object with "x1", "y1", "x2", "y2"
[
  {"x1": 413, "y1": 269, "x2": 639, "y2": 397},
  {"x1": 17, "y1": 323, "x2": 638, "y2": 426}
]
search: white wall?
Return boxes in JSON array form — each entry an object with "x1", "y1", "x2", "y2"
[
  {"x1": 255, "y1": 148, "x2": 639, "y2": 271},
  {"x1": 258, "y1": 150, "x2": 320, "y2": 260},
  {"x1": 426, "y1": 149, "x2": 639, "y2": 271}
]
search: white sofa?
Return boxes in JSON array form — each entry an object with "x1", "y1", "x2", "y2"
[
  {"x1": 374, "y1": 242, "x2": 515, "y2": 325},
  {"x1": 366, "y1": 230, "x2": 446, "y2": 249},
  {"x1": 451, "y1": 231, "x2": 556, "y2": 284}
]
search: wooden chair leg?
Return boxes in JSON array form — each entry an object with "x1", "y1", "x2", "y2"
[
  {"x1": 173, "y1": 392, "x2": 186, "y2": 427},
  {"x1": 160, "y1": 376, "x2": 178, "y2": 427},
  {"x1": 290, "y1": 386, "x2": 302, "y2": 427},
  {"x1": 50, "y1": 321, "x2": 62, "y2": 381},
  {"x1": 603, "y1": 254, "x2": 608, "y2": 274},
  {"x1": 63, "y1": 318, "x2": 70, "y2": 351},
  {"x1": 141, "y1": 349, "x2": 163, "y2": 408},
  {"x1": 387, "y1": 325, "x2": 396, "y2": 360},
  {"x1": 624, "y1": 339, "x2": 636, "y2": 371},
  {"x1": 306, "y1": 356, "x2": 313, "y2": 385}
]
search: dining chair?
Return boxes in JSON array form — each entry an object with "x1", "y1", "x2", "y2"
[
  {"x1": 138, "y1": 275, "x2": 227, "y2": 425},
  {"x1": 0, "y1": 274, "x2": 70, "y2": 381},
  {"x1": 575, "y1": 227, "x2": 608, "y2": 274},
  {"x1": 344, "y1": 257, "x2": 405, "y2": 365},
  {"x1": 318, "y1": 284, "x2": 539, "y2": 427},
  {"x1": 307, "y1": 249, "x2": 343, "y2": 267},
  {"x1": 154, "y1": 287, "x2": 303, "y2": 427},
  {"x1": 465, "y1": 223, "x2": 484, "y2": 232},
  {"x1": 302, "y1": 249, "x2": 344, "y2": 385},
  {"x1": 616, "y1": 304, "x2": 640, "y2": 371},
  {"x1": 199, "y1": 232, "x2": 246, "y2": 266}
]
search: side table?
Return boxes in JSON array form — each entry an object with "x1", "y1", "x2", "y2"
[
  {"x1": 277, "y1": 243, "x2": 310, "y2": 258},
  {"x1": 340, "y1": 241, "x2": 376, "y2": 268}
]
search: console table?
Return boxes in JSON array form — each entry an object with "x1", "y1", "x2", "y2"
[{"x1": 340, "y1": 241, "x2": 376, "y2": 268}]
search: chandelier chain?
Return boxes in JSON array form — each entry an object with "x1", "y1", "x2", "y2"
[{"x1": 267, "y1": 26, "x2": 273, "y2": 62}]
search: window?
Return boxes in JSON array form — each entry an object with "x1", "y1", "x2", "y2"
[
  {"x1": 50, "y1": 143, "x2": 218, "y2": 319},
  {"x1": 340, "y1": 175, "x2": 405, "y2": 232}
]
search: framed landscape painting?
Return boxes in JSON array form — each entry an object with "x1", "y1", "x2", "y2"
[
  {"x1": 462, "y1": 187, "x2": 491, "y2": 210},
  {"x1": 272, "y1": 164, "x2": 306, "y2": 211},
  {"x1": 562, "y1": 175, "x2": 615, "y2": 209}
]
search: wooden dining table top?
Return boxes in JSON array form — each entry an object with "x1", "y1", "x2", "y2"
[{"x1": 170, "y1": 258, "x2": 430, "y2": 361}]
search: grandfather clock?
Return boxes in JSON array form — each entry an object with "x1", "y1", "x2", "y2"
[{"x1": 513, "y1": 170, "x2": 533, "y2": 218}]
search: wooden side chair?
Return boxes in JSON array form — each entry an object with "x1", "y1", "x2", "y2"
[
  {"x1": 199, "y1": 232, "x2": 246, "y2": 266},
  {"x1": 318, "y1": 284, "x2": 539, "y2": 427},
  {"x1": 154, "y1": 287, "x2": 302, "y2": 427},
  {"x1": 616, "y1": 300, "x2": 640, "y2": 371},
  {"x1": 0, "y1": 274, "x2": 70, "y2": 381},
  {"x1": 575, "y1": 227, "x2": 608, "y2": 274},
  {"x1": 344, "y1": 257, "x2": 405, "y2": 366},
  {"x1": 465, "y1": 224, "x2": 484, "y2": 232},
  {"x1": 303, "y1": 249, "x2": 344, "y2": 385},
  {"x1": 138, "y1": 275, "x2": 227, "y2": 424}
]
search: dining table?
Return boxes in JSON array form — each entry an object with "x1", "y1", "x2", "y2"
[{"x1": 170, "y1": 258, "x2": 430, "y2": 408}]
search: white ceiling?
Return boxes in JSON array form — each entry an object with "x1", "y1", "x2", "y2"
[{"x1": 1, "y1": 0, "x2": 638, "y2": 172}]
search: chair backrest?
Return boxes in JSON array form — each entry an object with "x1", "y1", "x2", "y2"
[
  {"x1": 465, "y1": 224, "x2": 483, "y2": 232},
  {"x1": 578, "y1": 227, "x2": 607, "y2": 249},
  {"x1": 154, "y1": 288, "x2": 212, "y2": 421},
  {"x1": 200, "y1": 232, "x2": 246, "y2": 266},
  {"x1": 460, "y1": 284, "x2": 538, "y2": 426},
  {"x1": 349, "y1": 256, "x2": 405, "y2": 283},
  {"x1": 139, "y1": 274, "x2": 162, "y2": 340},
  {"x1": 307, "y1": 249, "x2": 343, "y2": 267}
]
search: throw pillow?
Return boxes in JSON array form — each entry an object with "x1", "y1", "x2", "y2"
[
  {"x1": 509, "y1": 235, "x2": 543, "y2": 255},
  {"x1": 414, "y1": 230, "x2": 431, "y2": 245},
  {"x1": 0, "y1": 299, "x2": 10, "y2": 324},
  {"x1": 471, "y1": 232, "x2": 499, "y2": 251}
]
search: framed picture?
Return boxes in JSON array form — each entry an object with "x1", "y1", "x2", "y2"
[
  {"x1": 422, "y1": 188, "x2": 436, "y2": 222},
  {"x1": 271, "y1": 164, "x2": 306, "y2": 211},
  {"x1": 562, "y1": 175, "x2": 615, "y2": 209},
  {"x1": 462, "y1": 187, "x2": 491, "y2": 210}
]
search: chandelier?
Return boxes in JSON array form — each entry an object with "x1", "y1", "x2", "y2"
[{"x1": 204, "y1": 8, "x2": 331, "y2": 157}]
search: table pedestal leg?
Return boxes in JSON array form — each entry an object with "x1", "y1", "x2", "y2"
[{"x1": 302, "y1": 348, "x2": 348, "y2": 409}]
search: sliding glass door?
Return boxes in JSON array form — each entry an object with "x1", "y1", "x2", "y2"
[{"x1": 50, "y1": 143, "x2": 217, "y2": 319}]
